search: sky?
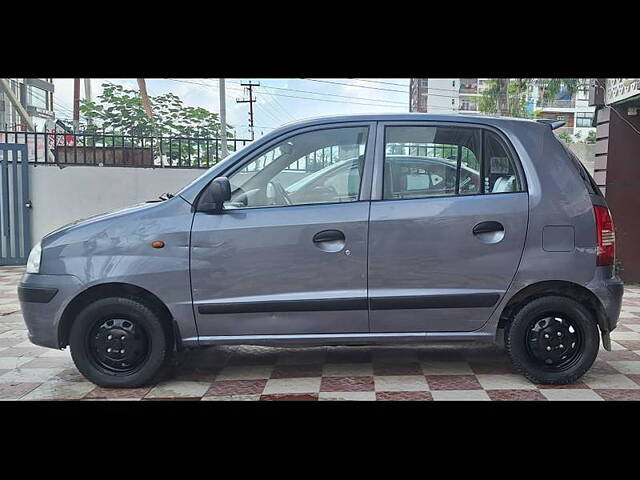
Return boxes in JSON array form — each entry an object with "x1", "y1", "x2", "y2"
[{"x1": 52, "y1": 78, "x2": 410, "y2": 139}]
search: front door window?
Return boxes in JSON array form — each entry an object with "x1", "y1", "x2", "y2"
[{"x1": 225, "y1": 127, "x2": 369, "y2": 209}]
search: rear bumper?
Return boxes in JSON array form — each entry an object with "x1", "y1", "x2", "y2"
[
  {"x1": 590, "y1": 274, "x2": 624, "y2": 332},
  {"x1": 18, "y1": 273, "x2": 84, "y2": 349}
]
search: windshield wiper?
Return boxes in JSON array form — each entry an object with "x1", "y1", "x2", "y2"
[{"x1": 158, "y1": 192, "x2": 174, "y2": 201}]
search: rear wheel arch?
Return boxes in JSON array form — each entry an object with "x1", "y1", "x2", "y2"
[
  {"x1": 58, "y1": 282, "x2": 179, "y2": 351},
  {"x1": 498, "y1": 280, "x2": 607, "y2": 334}
]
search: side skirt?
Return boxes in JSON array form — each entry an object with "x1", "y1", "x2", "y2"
[{"x1": 182, "y1": 331, "x2": 495, "y2": 347}]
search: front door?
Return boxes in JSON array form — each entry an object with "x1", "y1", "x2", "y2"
[
  {"x1": 368, "y1": 122, "x2": 528, "y2": 332},
  {"x1": 190, "y1": 123, "x2": 374, "y2": 338}
]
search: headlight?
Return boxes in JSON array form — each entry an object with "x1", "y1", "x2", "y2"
[{"x1": 26, "y1": 242, "x2": 42, "y2": 274}]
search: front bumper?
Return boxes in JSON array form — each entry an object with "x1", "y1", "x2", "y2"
[{"x1": 19, "y1": 273, "x2": 84, "y2": 349}]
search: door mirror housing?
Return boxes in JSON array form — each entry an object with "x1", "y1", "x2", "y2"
[{"x1": 198, "y1": 177, "x2": 231, "y2": 213}]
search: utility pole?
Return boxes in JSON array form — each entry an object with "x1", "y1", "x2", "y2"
[
  {"x1": 236, "y1": 81, "x2": 259, "y2": 140},
  {"x1": 84, "y1": 78, "x2": 93, "y2": 125},
  {"x1": 137, "y1": 78, "x2": 153, "y2": 120},
  {"x1": 219, "y1": 78, "x2": 228, "y2": 158},
  {"x1": 73, "y1": 78, "x2": 80, "y2": 132}
]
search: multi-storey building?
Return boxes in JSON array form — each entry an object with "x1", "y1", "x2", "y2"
[
  {"x1": 410, "y1": 78, "x2": 595, "y2": 138},
  {"x1": 409, "y1": 78, "x2": 488, "y2": 115},
  {"x1": 0, "y1": 78, "x2": 55, "y2": 131},
  {"x1": 530, "y1": 81, "x2": 594, "y2": 138}
]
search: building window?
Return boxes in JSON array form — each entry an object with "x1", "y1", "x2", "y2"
[
  {"x1": 576, "y1": 112, "x2": 593, "y2": 128},
  {"x1": 28, "y1": 86, "x2": 48, "y2": 110},
  {"x1": 459, "y1": 79, "x2": 478, "y2": 94},
  {"x1": 459, "y1": 95, "x2": 479, "y2": 111}
]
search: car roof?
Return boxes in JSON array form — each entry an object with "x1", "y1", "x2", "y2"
[{"x1": 276, "y1": 112, "x2": 543, "y2": 131}]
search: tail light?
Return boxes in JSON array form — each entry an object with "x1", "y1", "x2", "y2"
[{"x1": 594, "y1": 205, "x2": 615, "y2": 266}]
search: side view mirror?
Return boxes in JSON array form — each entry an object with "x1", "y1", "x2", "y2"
[{"x1": 198, "y1": 177, "x2": 231, "y2": 213}]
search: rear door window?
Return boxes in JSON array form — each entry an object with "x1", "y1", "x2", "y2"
[
  {"x1": 383, "y1": 126, "x2": 481, "y2": 199},
  {"x1": 382, "y1": 125, "x2": 523, "y2": 200},
  {"x1": 483, "y1": 131, "x2": 522, "y2": 194}
]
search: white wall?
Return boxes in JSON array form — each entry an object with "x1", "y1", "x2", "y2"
[
  {"x1": 426, "y1": 79, "x2": 458, "y2": 113},
  {"x1": 29, "y1": 165, "x2": 204, "y2": 245}
]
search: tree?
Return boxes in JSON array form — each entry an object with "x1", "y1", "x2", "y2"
[
  {"x1": 479, "y1": 78, "x2": 587, "y2": 118},
  {"x1": 79, "y1": 82, "x2": 232, "y2": 139},
  {"x1": 78, "y1": 82, "x2": 235, "y2": 165}
]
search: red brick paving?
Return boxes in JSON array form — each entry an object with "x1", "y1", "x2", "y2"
[
  {"x1": 376, "y1": 391, "x2": 433, "y2": 401},
  {"x1": 486, "y1": 390, "x2": 548, "y2": 401},
  {"x1": 594, "y1": 389, "x2": 640, "y2": 401},
  {"x1": 320, "y1": 376, "x2": 375, "y2": 392},
  {"x1": 206, "y1": 379, "x2": 267, "y2": 396},
  {"x1": 426, "y1": 375, "x2": 483, "y2": 390}
]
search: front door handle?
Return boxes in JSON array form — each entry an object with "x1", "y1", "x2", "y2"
[{"x1": 313, "y1": 229, "x2": 346, "y2": 252}]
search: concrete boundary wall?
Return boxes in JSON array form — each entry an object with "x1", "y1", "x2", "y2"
[{"x1": 29, "y1": 165, "x2": 204, "y2": 246}]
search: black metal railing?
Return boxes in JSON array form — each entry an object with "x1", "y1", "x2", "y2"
[
  {"x1": 0, "y1": 130, "x2": 253, "y2": 168},
  {"x1": 386, "y1": 143, "x2": 479, "y2": 168}
]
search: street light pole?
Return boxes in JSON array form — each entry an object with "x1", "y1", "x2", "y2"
[{"x1": 219, "y1": 78, "x2": 228, "y2": 159}]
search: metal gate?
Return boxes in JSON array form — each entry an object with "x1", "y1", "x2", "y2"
[{"x1": 0, "y1": 144, "x2": 31, "y2": 265}]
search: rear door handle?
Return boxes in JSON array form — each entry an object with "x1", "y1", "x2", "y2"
[{"x1": 473, "y1": 221, "x2": 504, "y2": 235}]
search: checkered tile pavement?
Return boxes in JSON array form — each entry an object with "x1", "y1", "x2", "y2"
[{"x1": 2, "y1": 265, "x2": 640, "y2": 401}]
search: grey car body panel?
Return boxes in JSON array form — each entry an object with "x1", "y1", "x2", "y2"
[
  {"x1": 191, "y1": 202, "x2": 370, "y2": 336},
  {"x1": 368, "y1": 192, "x2": 528, "y2": 332},
  {"x1": 19, "y1": 273, "x2": 83, "y2": 348},
  {"x1": 36, "y1": 197, "x2": 197, "y2": 345},
  {"x1": 18, "y1": 113, "x2": 623, "y2": 350}
]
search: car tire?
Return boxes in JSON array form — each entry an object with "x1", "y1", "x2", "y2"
[
  {"x1": 505, "y1": 296, "x2": 600, "y2": 385},
  {"x1": 69, "y1": 297, "x2": 169, "y2": 388}
]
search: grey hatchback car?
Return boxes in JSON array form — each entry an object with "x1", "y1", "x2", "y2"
[{"x1": 18, "y1": 114, "x2": 624, "y2": 388}]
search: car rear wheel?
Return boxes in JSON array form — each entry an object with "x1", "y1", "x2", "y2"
[
  {"x1": 505, "y1": 296, "x2": 600, "y2": 385},
  {"x1": 69, "y1": 297, "x2": 169, "y2": 388}
]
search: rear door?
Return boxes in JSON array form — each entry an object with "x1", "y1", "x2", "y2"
[{"x1": 368, "y1": 121, "x2": 528, "y2": 332}]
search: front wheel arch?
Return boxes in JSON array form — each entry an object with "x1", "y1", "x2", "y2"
[{"x1": 58, "y1": 282, "x2": 178, "y2": 352}]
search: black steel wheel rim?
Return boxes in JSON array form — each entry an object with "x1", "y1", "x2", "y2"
[
  {"x1": 88, "y1": 317, "x2": 150, "y2": 374},
  {"x1": 524, "y1": 312, "x2": 583, "y2": 371}
]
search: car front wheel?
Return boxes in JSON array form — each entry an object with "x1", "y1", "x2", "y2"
[
  {"x1": 69, "y1": 297, "x2": 169, "y2": 388},
  {"x1": 506, "y1": 296, "x2": 600, "y2": 385}
]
